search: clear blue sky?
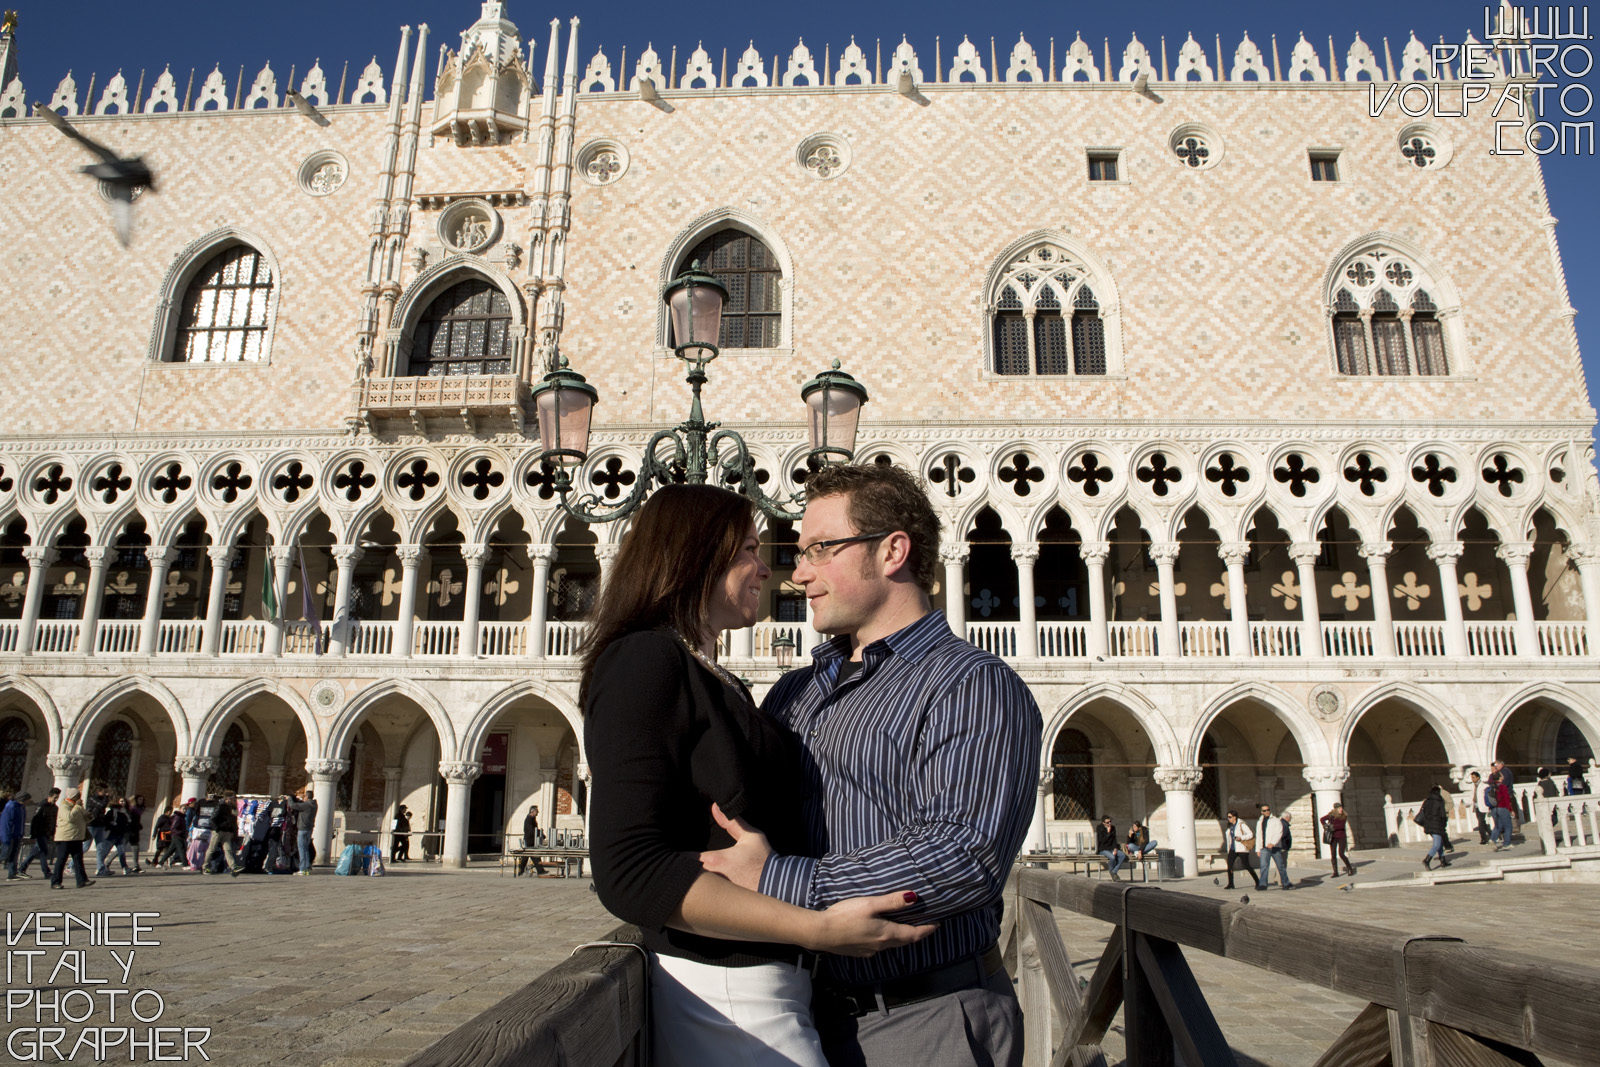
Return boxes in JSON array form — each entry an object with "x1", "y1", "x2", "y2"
[{"x1": 10, "y1": 1, "x2": 1599, "y2": 425}]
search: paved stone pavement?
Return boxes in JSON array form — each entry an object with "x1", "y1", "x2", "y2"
[{"x1": 1, "y1": 840, "x2": 1586, "y2": 1066}]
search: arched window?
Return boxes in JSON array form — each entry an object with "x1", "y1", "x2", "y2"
[
  {"x1": 91, "y1": 720, "x2": 134, "y2": 795},
  {"x1": 408, "y1": 277, "x2": 514, "y2": 376},
  {"x1": 676, "y1": 230, "x2": 782, "y2": 349},
  {"x1": 989, "y1": 243, "x2": 1108, "y2": 376},
  {"x1": 0, "y1": 716, "x2": 29, "y2": 792},
  {"x1": 1327, "y1": 244, "x2": 1452, "y2": 376},
  {"x1": 175, "y1": 245, "x2": 275, "y2": 362},
  {"x1": 1051, "y1": 728, "x2": 1095, "y2": 819},
  {"x1": 214, "y1": 723, "x2": 244, "y2": 793}
]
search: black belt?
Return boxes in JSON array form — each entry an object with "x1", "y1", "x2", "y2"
[{"x1": 816, "y1": 945, "x2": 1004, "y2": 1017}]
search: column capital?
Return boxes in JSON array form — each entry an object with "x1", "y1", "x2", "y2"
[
  {"x1": 594, "y1": 543, "x2": 621, "y2": 564},
  {"x1": 266, "y1": 764, "x2": 285, "y2": 776},
  {"x1": 461, "y1": 543, "x2": 492, "y2": 567},
  {"x1": 382, "y1": 765, "x2": 403, "y2": 783},
  {"x1": 1037, "y1": 767, "x2": 1054, "y2": 788},
  {"x1": 145, "y1": 545, "x2": 176, "y2": 567},
  {"x1": 1288, "y1": 542, "x2": 1322, "y2": 566},
  {"x1": 1125, "y1": 775, "x2": 1151, "y2": 788},
  {"x1": 1153, "y1": 765, "x2": 1205, "y2": 791},
  {"x1": 22, "y1": 546, "x2": 52, "y2": 567},
  {"x1": 396, "y1": 544, "x2": 426, "y2": 566},
  {"x1": 207, "y1": 545, "x2": 235, "y2": 565},
  {"x1": 575, "y1": 762, "x2": 591, "y2": 783},
  {"x1": 174, "y1": 755, "x2": 218, "y2": 778},
  {"x1": 46, "y1": 753, "x2": 89, "y2": 777},
  {"x1": 1010, "y1": 543, "x2": 1041, "y2": 565},
  {"x1": 331, "y1": 544, "x2": 365, "y2": 566},
  {"x1": 1495, "y1": 541, "x2": 1535, "y2": 565},
  {"x1": 307, "y1": 758, "x2": 351, "y2": 781},
  {"x1": 269, "y1": 545, "x2": 295, "y2": 564},
  {"x1": 1357, "y1": 541, "x2": 1392, "y2": 561},
  {"x1": 1148, "y1": 542, "x2": 1181, "y2": 566},
  {"x1": 939, "y1": 542, "x2": 969, "y2": 566},
  {"x1": 1080, "y1": 541, "x2": 1110, "y2": 565},
  {"x1": 528, "y1": 543, "x2": 558, "y2": 565},
  {"x1": 1302, "y1": 765, "x2": 1351, "y2": 791},
  {"x1": 1217, "y1": 541, "x2": 1251, "y2": 566},
  {"x1": 1568, "y1": 542, "x2": 1600, "y2": 566},
  {"x1": 439, "y1": 760, "x2": 483, "y2": 784},
  {"x1": 1426, "y1": 541, "x2": 1464, "y2": 563},
  {"x1": 82, "y1": 546, "x2": 108, "y2": 565}
]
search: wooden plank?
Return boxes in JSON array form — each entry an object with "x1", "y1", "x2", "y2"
[
  {"x1": 1020, "y1": 897, "x2": 1080, "y2": 1033},
  {"x1": 1309, "y1": 1002, "x2": 1392, "y2": 1067},
  {"x1": 1404, "y1": 942, "x2": 1589, "y2": 1063},
  {"x1": 1018, "y1": 896, "x2": 1054, "y2": 1067},
  {"x1": 1132, "y1": 934, "x2": 1237, "y2": 1067},
  {"x1": 1425, "y1": 1021, "x2": 1546, "y2": 1067},
  {"x1": 1069, "y1": 934, "x2": 1124, "y2": 1050},
  {"x1": 1123, "y1": 928, "x2": 1175, "y2": 1067},
  {"x1": 404, "y1": 924, "x2": 646, "y2": 1067}
]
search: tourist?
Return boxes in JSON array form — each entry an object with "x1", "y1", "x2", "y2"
[
  {"x1": 1096, "y1": 815, "x2": 1127, "y2": 881},
  {"x1": 1418, "y1": 785, "x2": 1451, "y2": 870},
  {"x1": 1255, "y1": 803, "x2": 1293, "y2": 889},
  {"x1": 204, "y1": 790, "x2": 242, "y2": 876},
  {"x1": 1, "y1": 789, "x2": 27, "y2": 879},
  {"x1": 1125, "y1": 819, "x2": 1158, "y2": 861},
  {"x1": 1566, "y1": 756, "x2": 1590, "y2": 795},
  {"x1": 585, "y1": 483, "x2": 936, "y2": 1067},
  {"x1": 1222, "y1": 809, "x2": 1254, "y2": 889},
  {"x1": 85, "y1": 783, "x2": 113, "y2": 875},
  {"x1": 291, "y1": 786, "x2": 317, "y2": 874},
  {"x1": 701, "y1": 464, "x2": 1042, "y2": 1066},
  {"x1": 187, "y1": 795, "x2": 215, "y2": 870},
  {"x1": 1487, "y1": 771, "x2": 1514, "y2": 850},
  {"x1": 50, "y1": 787, "x2": 94, "y2": 889},
  {"x1": 392, "y1": 804, "x2": 412, "y2": 863},
  {"x1": 263, "y1": 794, "x2": 291, "y2": 873},
  {"x1": 515, "y1": 804, "x2": 547, "y2": 876},
  {"x1": 126, "y1": 795, "x2": 145, "y2": 873},
  {"x1": 102, "y1": 797, "x2": 137, "y2": 875},
  {"x1": 1319, "y1": 802, "x2": 1356, "y2": 877},
  {"x1": 152, "y1": 803, "x2": 186, "y2": 867},
  {"x1": 18, "y1": 788, "x2": 58, "y2": 877},
  {"x1": 1468, "y1": 770, "x2": 1491, "y2": 844}
]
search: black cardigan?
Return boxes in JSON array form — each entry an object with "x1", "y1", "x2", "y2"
[{"x1": 585, "y1": 628, "x2": 810, "y2": 966}]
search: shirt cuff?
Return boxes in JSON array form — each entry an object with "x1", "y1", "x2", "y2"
[{"x1": 758, "y1": 853, "x2": 817, "y2": 908}]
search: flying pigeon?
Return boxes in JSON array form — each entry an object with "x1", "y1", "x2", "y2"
[
  {"x1": 285, "y1": 88, "x2": 330, "y2": 126},
  {"x1": 33, "y1": 102, "x2": 155, "y2": 246}
]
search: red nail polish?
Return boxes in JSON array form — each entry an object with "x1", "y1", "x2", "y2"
[{"x1": 903, "y1": 891, "x2": 918, "y2": 904}]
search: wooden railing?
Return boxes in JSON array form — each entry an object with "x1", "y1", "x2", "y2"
[
  {"x1": 1007, "y1": 868, "x2": 1600, "y2": 1066},
  {"x1": 402, "y1": 923, "x2": 646, "y2": 1067}
]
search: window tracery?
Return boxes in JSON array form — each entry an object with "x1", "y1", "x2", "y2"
[
  {"x1": 407, "y1": 278, "x2": 514, "y2": 377},
  {"x1": 1328, "y1": 245, "x2": 1450, "y2": 377},
  {"x1": 174, "y1": 245, "x2": 275, "y2": 363},
  {"x1": 675, "y1": 230, "x2": 783, "y2": 349},
  {"x1": 989, "y1": 244, "x2": 1107, "y2": 376}
]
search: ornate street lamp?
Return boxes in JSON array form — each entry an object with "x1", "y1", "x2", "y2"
[
  {"x1": 772, "y1": 633, "x2": 796, "y2": 672},
  {"x1": 532, "y1": 261, "x2": 869, "y2": 523}
]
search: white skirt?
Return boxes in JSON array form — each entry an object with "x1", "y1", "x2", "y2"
[{"x1": 649, "y1": 951, "x2": 827, "y2": 1067}]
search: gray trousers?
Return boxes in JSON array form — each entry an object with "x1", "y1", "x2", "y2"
[{"x1": 815, "y1": 968, "x2": 1021, "y2": 1067}]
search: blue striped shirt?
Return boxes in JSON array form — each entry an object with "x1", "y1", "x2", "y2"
[{"x1": 759, "y1": 610, "x2": 1041, "y2": 984}]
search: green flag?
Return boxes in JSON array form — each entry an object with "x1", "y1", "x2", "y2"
[{"x1": 262, "y1": 551, "x2": 278, "y2": 621}]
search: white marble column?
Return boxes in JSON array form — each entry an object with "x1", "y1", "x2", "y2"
[
  {"x1": 394, "y1": 545, "x2": 424, "y2": 658},
  {"x1": 125, "y1": 738, "x2": 143, "y2": 797},
  {"x1": 1497, "y1": 541, "x2": 1539, "y2": 658},
  {"x1": 1012, "y1": 543, "x2": 1040, "y2": 659},
  {"x1": 327, "y1": 545, "x2": 363, "y2": 657},
  {"x1": 235, "y1": 739, "x2": 252, "y2": 795},
  {"x1": 46, "y1": 753, "x2": 89, "y2": 794},
  {"x1": 1218, "y1": 541, "x2": 1250, "y2": 657},
  {"x1": 460, "y1": 544, "x2": 490, "y2": 658},
  {"x1": 1359, "y1": 541, "x2": 1396, "y2": 657},
  {"x1": 577, "y1": 762, "x2": 593, "y2": 844},
  {"x1": 593, "y1": 542, "x2": 620, "y2": 584},
  {"x1": 1154, "y1": 765, "x2": 1204, "y2": 879},
  {"x1": 940, "y1": 543, "x2": 968, "y2": 634},
  {"x1": 79, "y1": 547, "x2": 109, "y2": 655},
  {"x1": 264, "y1": 546, "x2": 293, "y2": 657},
  {"x1": 174, "y1": 755, "x2": 216, "y2": 805},
  {"x1": 1290, "y1": 542, "x2": 1324, "y2": 658},
  {"x1": 1427, "y1": 541, "x2": 1468, "y2": 657},
  {"x1": 439, "y1": 760, "x2": 482, "y2": 868},
  {"x1": 138, "y1": 546, "x2": 175, "y2": 656},
  {"x1": 266, "y1": 764, "x2": 285, "y2": 798},
  {"x1": 1304, "y1": 766, "x2": 1351, "y2": 855},
  {"x1": 1026, "y1": 768, "x2": 1051, "y2": 853},
  {"x1": 1081, "y1": 542, "x2": 1110, "y2": 658},
  {"x1": 1150, "y1": 542, "x2": 1181, "y2": 658},
  {"x1": 17, "y1": 547, "x2": 52, "y2": 655},
  {"x1": 307, "y1": 758, "x2": 348, "y2": 866},
  {"x1": 528, "y1": 544, "x2": 556, "y2": 659},
  {"x1": 200, "y1": 545, "x2": 233, "y2": 656},
  {"x1": 1570, "y1": 544, "x2": 1600, "y2": 655}
]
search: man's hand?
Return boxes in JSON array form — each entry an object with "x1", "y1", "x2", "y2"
[{"x1": 698, "y1": 803, "x2": 772, "y2": 891}]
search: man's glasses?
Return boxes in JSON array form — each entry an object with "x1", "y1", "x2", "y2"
[{"x1": 795, "y1": 531, "x2": 893, "y2": 566}]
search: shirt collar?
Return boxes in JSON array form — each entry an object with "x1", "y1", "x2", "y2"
[{"x1": 808, "y1": 609, "x2": 950, "y2": 670}]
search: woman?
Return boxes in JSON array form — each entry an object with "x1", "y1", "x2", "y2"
[
  {"x1": 102, "y1": 798, "x2": 136, "y2": 876},
  {"x1": 1319, "y1": 802, "x2": 1356, "y2": 877},
  {"x1": 1418, "y1": 785, "x2": 1450, "y2": 871},
  {"x1": 1220, "y1": 809, "x2": 1254, "y2": 890},
  {"x1": 583, "y1": 485, "x2": 933, "y2": 1067}
]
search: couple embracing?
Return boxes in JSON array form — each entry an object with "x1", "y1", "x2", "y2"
[{"x1": 583, "y1": 463, "x2": 1042, "y2": 1066}]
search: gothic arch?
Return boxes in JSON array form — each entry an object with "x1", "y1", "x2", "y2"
[
  {"x1": 193, "y1": 677, "x2": 321, "y2": 758},
  {"x1": 1190, "y1": 682, "x2": 1332, "y2": 766},
  {"x1": 325, "y1": 678, "x2": 457, "y2": 763},
  {"x1": 69, "y1": 676, "x2": 191, "y2": 754},
  {"x1": 1341, "y1": 681, "x2": 1476, "y2": 768},
  {"x1": 461, "y1": 679, "x2": 585, "y2": 767},
  {"x1": 385, "y1": 257, "x2": 528, "y2": 377},
  {"x1": 148, "y1": 227, "x2": 284, "y2": 364},
  {"x1": 657, "y1": 207, "x2": 795, "y2": 351},
  {"x1": 1044, "y1": 683, "x2": 1181, "y2": 767},
  {"x1": 1486, "y1": 683, "x2": 1600, "y2": 764},
  {"x1": 981, "y1": 230, "x2": 1124, "y2": 376},
  {"x1": 0, "y1": 675, "x2": 64, "y2": 753}
]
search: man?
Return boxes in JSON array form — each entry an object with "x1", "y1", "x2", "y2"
[
  {"x1": 204, "y1": 790, "x2": 242, "y2": 875},
  {"x1": 391, "y1": 804, "x2": 412, "y2": 863},
  {"x1": 1255, "y1": 803, "x2": 1293, "y2": 890},
  {"x1": 85, "y1": 783, "x2": 114, "y2": 876},
  {"x1": 290, "y1": 786, "x2": 317, "y2": 874},
  {"x1": 1095, "y1": 815, "x2": 1127, "y2": 881},
  {"x1": 1, "y1": 790, "x2": 28, "y2": 879},
  {"x1": 1468, "y1": 770, "x2": 1491, "y2": 844},
  {"x1": 50, "y1": 787, "x2": 94, "y2": 889},
  {"x1": 263, "y1": 794, "x2": 291, "y2": 873},
  {"x1": 1567, "y1": 756, "x2": 1590, "y2": 795},
  {"x1": 1487, "y1": 771, "x2": 1514, "y2": 850},
  {"x1": 18, "y1": 788, "x2": 58, "y2": 877},
  {"x1": 1221, "y1": 810, "x2": 1254, "y2": 890},
  {"x1": 516, "y1": 804, "x2": 548, "y2": 877},
  {"x1": 703, "y1": 463, "x2": 1041, "y2": 1066}
]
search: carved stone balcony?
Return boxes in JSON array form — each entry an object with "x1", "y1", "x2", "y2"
[{"x1": 361, "y1": 374, "x2": 531, "y2": 435}]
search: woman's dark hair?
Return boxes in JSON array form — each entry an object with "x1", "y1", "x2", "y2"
[{"x1": 579, "y1": 484, "x2": 756, "y2": 700}]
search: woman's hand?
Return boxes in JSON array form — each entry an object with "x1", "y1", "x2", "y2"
[{"x1": 806, "y1": 891, "x2": 939, "y2": 958}]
